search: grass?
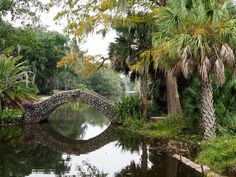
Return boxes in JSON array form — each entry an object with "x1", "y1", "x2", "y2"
[
  {"x1": 121, "y1": 116, "x2": 201, "y2": 142},
  {"x1": 196, "y1": 135, "x2": 236, "y2": 176}
]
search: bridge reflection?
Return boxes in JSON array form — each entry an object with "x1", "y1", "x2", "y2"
[{"x1": 23, "y1": 123, "x2": 118, "y2": 155}]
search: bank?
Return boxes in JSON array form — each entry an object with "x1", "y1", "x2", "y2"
[{"x1": 119, "y1": 117, "x2": 236, "y2": 177}]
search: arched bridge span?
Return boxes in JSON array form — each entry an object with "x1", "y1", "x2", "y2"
[{"x1": 23, "y1": 90, "x2": 116, "y2": 123}]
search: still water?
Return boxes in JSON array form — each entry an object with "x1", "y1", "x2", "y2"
[{"x1": 0, "y1": 104, "x2": 203, "y2": 177}]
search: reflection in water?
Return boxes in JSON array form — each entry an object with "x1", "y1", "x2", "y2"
[
  {"x1": 49, "y1": 103, "x2": 110, "y2": 140},
  {"x1": 0, "y1": 104, "x2": 203, "y2": 177},
  {"x1": 24, "y1": 123, "x2": 117, "y2": 155},
  {"x1": 0, "y1": 126, "x2": 69, "y2": 177}
]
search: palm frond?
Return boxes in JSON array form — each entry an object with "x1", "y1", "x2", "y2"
[
  {"x1": 220, "y1": 44, "x2": 235, "y2": 68},
  {"x1": 214, "y1": 59, "x2": 225, "y2": 85}
]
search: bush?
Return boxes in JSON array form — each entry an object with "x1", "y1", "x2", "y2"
[
  {"x1": 115, "y1": 95, "x2": 142, "y2": 122},
  {"x1": 182, "y1": 72, "x2": 236, "y2": 134},
  {"x1": 0, "y1": 54, "x2": 38, "y2": 109},
  {"x1": 72, "y1": 83, "x2": 89, "y2": 90},
  {"x1": 0, "y1": 109, "x2": 23, "y2": 124}
]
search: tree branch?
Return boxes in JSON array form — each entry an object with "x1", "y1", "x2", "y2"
[{"x1": 96, "y1": 57, "x2": 108, "y2": 71}]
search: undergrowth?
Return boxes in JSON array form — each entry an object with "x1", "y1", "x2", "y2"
[
  {"x1": 0, "y1": 109, "x2": 23, "y2": 124},
  {"x1": 196, "y1": 135, "x2": 236, "y2": 176}
]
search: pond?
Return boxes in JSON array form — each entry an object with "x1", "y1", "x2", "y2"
[{"x1": 0, "y1": 104, "x2": 203, "y2": 177}]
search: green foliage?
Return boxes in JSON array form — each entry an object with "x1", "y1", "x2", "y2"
[
  {"x1": 181, "y1": 78, "x2": 202, "y2": 134},
  {"x1": 148, "y1": 79, "x2": 167, "y2": 115},
  {"x1": 20, "y1": 28, "x2": 68, "y2": 95},
  {"x1": 72, "y1": 83, "x2": 88, "y2": 90},
  {"x1": 0, "y1": 126, "x2": 23, "y2": 139},
  {"x1": 0, "y1": 24, "x2": 68, "y2": 95},
  {"x1": 53, "y1": 70, "x2": 80, "y2": 90},
  {"x1": 140, "y1": 116, "x2": 186, "y2": 139},
  {"x1": 154, "y1": 0, "x2": 236, "y2": 66},
  {"x1": 196, "y1": 135, "x2": 236, "y2": 176},
  {"x1": 0, "y1": 54, "x2": 37, "y2": 109},
  {"x1": 0, "y1": 0, "x2": 44, "y2": 23},
  {"x1": 119, "y1": 115, "x2": 193, "y2": 140},
  {"x1": 115, "y1": 95, "x2": 142, "y2": 122},
  {"x1": 116, "y1": 129, "x2": 144, "y2": 153},
  {"x1": 53, "y1": 68, "x2": 125, "y2": 96},
  {"x1": 212, "y1": 73, "x2": 236, "y2": 134},
  {"x1": 50, "y1": 103, "x2": 109, "y2": 140},
  {"x1": 109, "y1": 14, "x2": 154, "y2": 80},
  {"x1": 0, "y1": 109, "x2": 23, "y2": 124},
  {"x1": 88, "y1": 69, "x2": 124, "y2": 95},
  {"x1": 182, "y1": 72, "x2": 236, "y2": 134}
]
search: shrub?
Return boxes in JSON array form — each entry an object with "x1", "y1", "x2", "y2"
[
  {"x1": 0, "y1": 109, "x2": 23, "y2": 124},
  {"x1": 115, "y1": 95, "x2": 142, "y2": 122},
  {"x1": 72, "y1": 83, "x2": 89, "y2": 90},
  {"x1": 0, "y1": 54, "x2": 38, "y2": 109},
  {"x1": 182, "y1": 71, "x2": 236, "y2": 134}
]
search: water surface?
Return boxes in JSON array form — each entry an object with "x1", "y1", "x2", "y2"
[{"x1": 0, "y1": 103, "x2": 203, "y2": 177}]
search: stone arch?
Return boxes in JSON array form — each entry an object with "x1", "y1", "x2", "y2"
[{"x1": 23, "y1": 90, "x2": 116, "y2": 123}]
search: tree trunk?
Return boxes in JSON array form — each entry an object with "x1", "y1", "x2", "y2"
[
  {"x1": 0, "y1": 99, "x2": 2, "y2": 111},
  {"x1": 166, "y1": 70, "x2": 182, "y2": 116},
  {"x1": 201, "y1": 79, "x2": 216, "y2": 139},
  {"x1": 160, "y1": 0, "x2": 167, "y2": 6},
  {"x1": 140, "y1": 62, "x2": 148, "y2": 120},
  {"x1": 166, "y1": 155, "x2": 178, "y2": 177},
  {"x1": 141, "y1": 141, "x2": 148, "y2": 176}
]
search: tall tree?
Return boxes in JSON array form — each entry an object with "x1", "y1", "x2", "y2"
[
  {"x1": 108, "y1": 15, "x2": 153, "y2": 120},
  {"x1": 0, "y1": 26, "x2": 68, "y2": 94},
  {"x1": 51, "y1": 0, "x2": 183, "y2": 116},
  {"x1": 20, "y1": 28, "x2": 68, "y2": 94},
  {"x1": 154, "y1": 0, "x2": 236, "y2": 138},
  {"x1": 0, "y1": 0, "x2": 44, "y2": 23}
]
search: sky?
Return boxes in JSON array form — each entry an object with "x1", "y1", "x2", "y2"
[{"x1": 39, "y1": 0, "x2": 116, "y2": 57}]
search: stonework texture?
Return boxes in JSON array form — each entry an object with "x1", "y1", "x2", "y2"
[{"x1": 23, "y1": 89, "x2": 117, "y2": 123}]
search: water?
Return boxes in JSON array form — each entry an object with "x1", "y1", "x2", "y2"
[{"x1": 0, "y1": 104, "x2": 203, "y2": 177}]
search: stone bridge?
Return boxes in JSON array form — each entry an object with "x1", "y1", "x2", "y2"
[
  {"x1": 23, "y1": 89, "x2": 117, "y2": 123},
  {"x1": 24, "y1": 124, "x2": 117, "y2": 155}
]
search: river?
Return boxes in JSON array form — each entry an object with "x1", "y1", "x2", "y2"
[{"x1": 0, "y1": 103, "x2": 203, "y2": 177}]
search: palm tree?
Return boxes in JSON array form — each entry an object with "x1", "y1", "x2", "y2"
[
  {"x1": 109, "y1": 17, "x2": 152, "y2": 120},
  {"x1": 109, "y1": 13, "x2": 183, "y2": 119},
  {"x1": 0, "y1": 54, "x2": 37, "y2": 110},
  {"x1": 154, "y1": 0, "x2": 236, "y2": 139}
]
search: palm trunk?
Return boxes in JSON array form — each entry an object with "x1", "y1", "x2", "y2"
[
  {"x1": 166, "y1": 70, "x2": 182, "y2": 116},
  {"x1": 141, "y1": 141, "x2": 148, "y2": 176},
  {"x1": 160, "y1": 0, "x2": 167, "y2": 6},
  {"x1": 0, "y1": 100, "x2": 2, "y2": 111},
  {"x1": 0, "y1": 99, "x2": 5, "y2": 111},
  {"x1": 201, "y1": 79, "x2": 216, "y2": 139},
  {"x1": 140, "y1": 62, "x2": 148, "y2": 120}
]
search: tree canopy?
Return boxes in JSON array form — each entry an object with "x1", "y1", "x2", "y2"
[{"x1": 0, "y1": 0, "x2": 45, "y2": 23}]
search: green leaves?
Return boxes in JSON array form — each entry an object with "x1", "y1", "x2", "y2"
[
  {"x1": 0, "y1": 109, "x2": 23, "y2": 124},
  {"x1": 0, "y1": 0, "x2": 45, "y2": 23},
  {"x1": 154, "y1": 0, "x2": 236, "y2": 82},
  {"x1": 115, "y1": 95, "x2": 142, "y2": 121},
  {"x1": 0, "y1": 54, "x2": 37, "y2": 109}
]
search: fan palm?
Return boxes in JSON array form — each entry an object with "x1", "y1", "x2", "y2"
[
  {"x1": 154, "y1": 0, "x2": 236, "y2": 138},
  {"x1": 0, "y1": 54, "x2": 37, "y2": 110},
  {"x1": 109, "y1": 19, "x2": 152, "y2": 120}
]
